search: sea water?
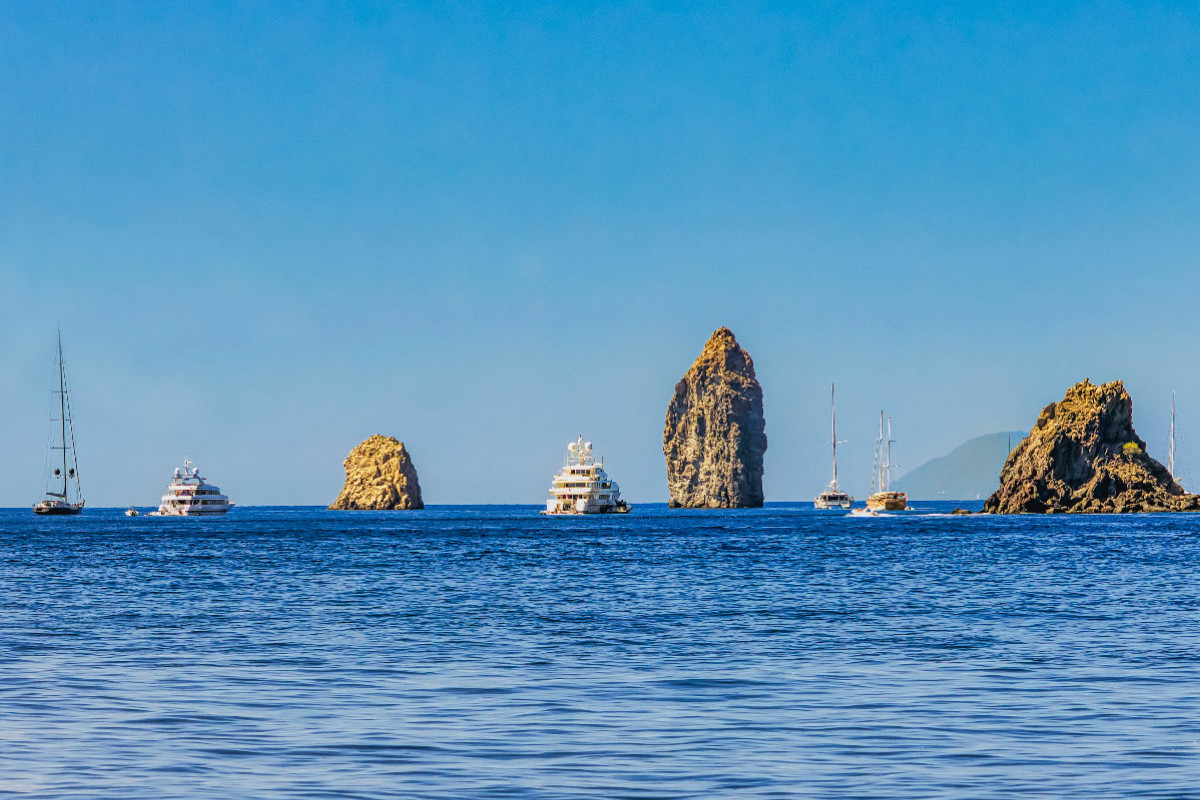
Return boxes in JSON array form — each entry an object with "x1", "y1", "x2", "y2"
[{"x1": 2, "y1": 504, "x2": 1199, "y2": 798}]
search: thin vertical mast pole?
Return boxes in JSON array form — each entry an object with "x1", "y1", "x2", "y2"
[
  {"x1": 1170, "y1": 391, "x2": 1177, "y2": 479},
  {"x1": 886, "y1": 417, "x2": 894, "y2": 493},
  {"x1": 876, "y1": 411, "x2": 884, "y2": 493},
  {"x1": 831, "y1": 383, "x2": 837, "y2": 487},
  {"x1": 58, "y1": 329, "x2": 67, "y2": 499}
]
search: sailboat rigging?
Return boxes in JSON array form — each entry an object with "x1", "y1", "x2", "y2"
[
  {"x1": 1169, "y1": 390, "x2": 1177, "y2": 482},
  {"x1": 33, "y1": 331, "x2": 84, "y2": 516}
]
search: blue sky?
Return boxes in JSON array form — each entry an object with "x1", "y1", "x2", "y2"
[{"x1": 2, "y1": 1, "x2": 1199, "y2": 505}]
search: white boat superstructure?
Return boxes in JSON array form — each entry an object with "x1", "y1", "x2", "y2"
[
  {"x1": 542, "y1": 435, "x2": 630, "y2": 515},
  {"x1": 154, "y1": 460, "x2": 234, "y2": 516},
  {"x1": 814, "y1": 383, "x2": 853, "y2": 510}
]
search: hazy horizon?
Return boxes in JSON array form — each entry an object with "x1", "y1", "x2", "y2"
[{"x1": 3, "y1": 2, "x2": 1198, "y2": 506}]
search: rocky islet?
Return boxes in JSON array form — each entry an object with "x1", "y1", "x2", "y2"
[
  {"x1": 329, "y1": 435, "x2": 424, "y2": 510},
  {"x1": 663, "y1": 327, "x2": 767, "y2": 508},
  {"x1": 983, "y1": 379, "x2": 1199, "y2": 514}
]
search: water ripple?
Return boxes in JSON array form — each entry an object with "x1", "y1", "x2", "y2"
[{"x1": 3, "y1": 504, "x2": 1200, "y2": 798}]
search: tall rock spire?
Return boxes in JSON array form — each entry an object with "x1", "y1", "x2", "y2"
[{"x1": 663, "y1": 327, "x2": 767, "y2": 508}]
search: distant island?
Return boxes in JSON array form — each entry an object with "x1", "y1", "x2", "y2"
[{"x1": 894, "y1": 431, "x2": 1025, "y2": 501}]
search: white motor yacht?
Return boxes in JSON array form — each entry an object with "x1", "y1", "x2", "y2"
[
  {"x1": 152, "y1": 460, "x2": 234, "y2": 516},
  {"x1": 542, "y1": 436, "x2": 630, "y2": 515}
]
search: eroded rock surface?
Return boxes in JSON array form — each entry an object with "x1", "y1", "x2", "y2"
[
  {"x1": 983, "y1": 379, "x2": 1199, "y2": 514},
  {"x1": 664, "y1": 327, "x2": 767, "y2": 508},
  {"x1": 330, "y1": 435, "x2": 424, "y2": 510}
]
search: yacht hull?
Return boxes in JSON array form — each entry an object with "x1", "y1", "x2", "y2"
[
  {"x1": 866, "y1": 492, "x2": 907, "y2": 511},
  {"x1": 153, "y1": 506, "x2": 233, "y2": 517},
  {"x1": 541, "y1": 504, "x2": 631, "y2": 516},
  {"x1": 33, "y1": 503, "x2": 83, "y2": 516},
  {"x1": 814, "y1": 494, "x2": 853, "y2": 510}
]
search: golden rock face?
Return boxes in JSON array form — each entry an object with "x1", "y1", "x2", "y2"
[
  {"x1": 983, "y1": 379, "x2": 1199, "y2": 514},
  {"x1": 663, "y1": 327, "x2": 767, "y2": 508},
  {"x1": 329, "y1": 434, "x2": 424, "y2": 510}
]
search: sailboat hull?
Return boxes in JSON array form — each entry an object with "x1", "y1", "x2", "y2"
[
  {"x1": 33, "y1": 502, "x2": 84, "y2": 516},
  {"x1": 814, "y1": 492, "x2": 853, "y2": 510},
  {"x1": 866, "y1": 492, "x2": 907, "y2": 511}
]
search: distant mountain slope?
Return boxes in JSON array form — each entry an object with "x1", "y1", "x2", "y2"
[{"x1": 894, "y1": 431, "x2": 1025, "y2": 501}]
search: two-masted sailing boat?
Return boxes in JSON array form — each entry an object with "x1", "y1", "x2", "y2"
[
  {"x1": 865, "y1": 412, "x2": 907, "y2": 512},
  {"x1": 33, "y1": 332, "x2": 84, "y2": 515},
  {"x1": 814, "y1": 384, "x2": 853, "y2": 509}
]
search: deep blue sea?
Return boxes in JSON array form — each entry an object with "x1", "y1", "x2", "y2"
[{"x1": 3, "y1": 503, "x2": 1200, "y2": 799}]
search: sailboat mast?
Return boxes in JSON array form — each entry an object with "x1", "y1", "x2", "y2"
[
  {"x1": 58, "y1": 330, "x2": 68, "y2": 499},
  {"x1": 830, "y1": 383, "x2": 838, "y2": 486},
  {"x1": 885, "y1": 416, "x2": 894, "y2": 493},
  {"x1": 1170, "y1": 391, "x2": 1177, "y2": 479},
  {"x1": 874, "y1": 411, "x2": 884, "y2": 493}
]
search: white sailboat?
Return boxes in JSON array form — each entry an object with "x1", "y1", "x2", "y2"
[
  {"x1": 33, "y1": 331, "x2": 84, "y2": 516},
  {"x1": 866, "y1": 412, "x2": 907, "y2": 511},
  {"x1": 814, "y1": 383, "x2": 853, "y2": 509}
]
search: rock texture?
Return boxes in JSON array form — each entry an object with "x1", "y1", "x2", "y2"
[
  {"x1": 983, "y1": 379, "x2": 1200, "y2": 514},
  {"x1": 664, "y1": 327, "x2": 767, "y2": 508},
  {"x1": 329, "y1": 435, "x2": 424, "y2": 510}
]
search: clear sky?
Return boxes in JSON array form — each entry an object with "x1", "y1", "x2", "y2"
[{"x1": 3, "y1": 1, "x2": 1199, "y2": 506}]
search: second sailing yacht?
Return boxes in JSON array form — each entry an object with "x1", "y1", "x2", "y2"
[
  {"x1": 814, "y1": 383, "x2": 853, "y2": 509},
  {"x1": 865, "y1": 412, "x2": 907, "y2": 512},
  {"x1": 33, "y1": 332, "x2": 84, "y2": 516}
]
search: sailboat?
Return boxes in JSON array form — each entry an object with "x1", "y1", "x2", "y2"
[
  {"x1": 865, "y1": 412, "x2": 906, "y2": 511},
  {"x1": 814, "y1": 383, "x2": 853, "y2": 509},
  {"x1": 33, "y1": 332, "x2": 84, "y2": 516}
]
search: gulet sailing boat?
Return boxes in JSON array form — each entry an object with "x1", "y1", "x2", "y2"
[
  {"x1": 865, "y1": 412, "x2": 906, "y2": 512},
  {"x1": 33, "y1": 332, "x2": 84, "y2": 516},
  {"x1": 814, "y1": 383, "x2": 853, "y2": 509}
]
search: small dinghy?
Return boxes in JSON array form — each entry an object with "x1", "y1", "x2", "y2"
[{"x1": 125, "y1": 508, "x2": 139, "y2": 517}]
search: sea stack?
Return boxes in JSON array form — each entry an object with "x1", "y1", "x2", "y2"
[
  {"x1": 329, "y1": 435, "x2": 425, "y2": 510},
  {"x1": 983, "y1": 379, "x2": 1200, "y2": 513},
  {"x1": 663, "y1": 327, "x2": 767, "y2": 508}
]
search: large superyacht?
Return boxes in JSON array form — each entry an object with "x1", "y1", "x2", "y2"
[
  {"x1": 152, "y1": 460, "x2": 235, "y2": 516},
  {"x1": 542, "y1": 436, "x2": 630, "y2": 515}
]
